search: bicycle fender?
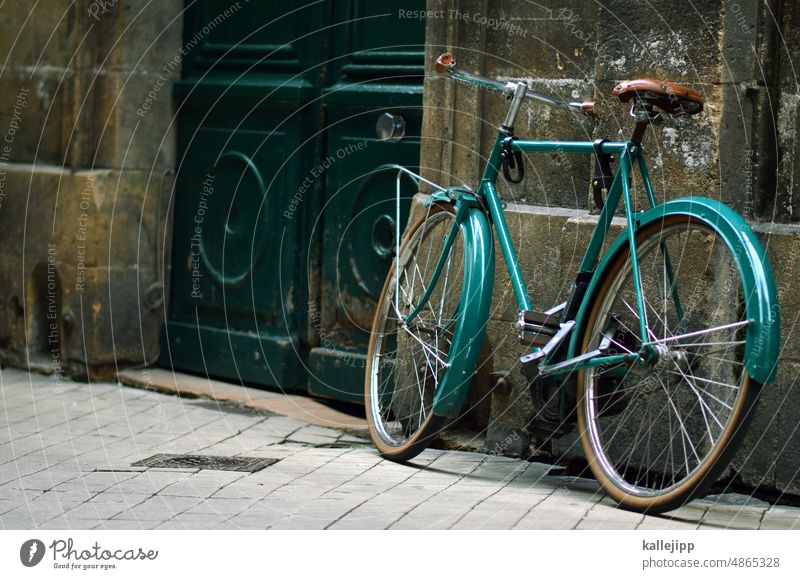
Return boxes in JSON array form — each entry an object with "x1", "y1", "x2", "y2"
[
  {"x1": 567, "y1": 197, "x2": 780, "y2": 384},
  {"x1": 432, "y1": 207, "x2": 495, "y2": 417}
]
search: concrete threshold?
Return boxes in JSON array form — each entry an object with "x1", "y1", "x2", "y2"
[{"x1": 117, "y1": 368, "x2": 369, "y2": 437}]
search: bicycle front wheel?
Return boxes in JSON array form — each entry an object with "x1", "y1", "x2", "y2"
[
  {"x1": 365, "y1": 203, "x2": 465, "y2": 461},
  {"x1": 577, "y1": 214, "x2": 759, "y2": 513}
]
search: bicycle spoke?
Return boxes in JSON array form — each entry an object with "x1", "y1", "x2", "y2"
[
  {"x1": 622, "y1": 298, "x2": 659, "y2": 342},
  {"x1": 704, "y1": 354, "x2": 744, "y2": 366},
  {"x1": 659, "y1": 379, "x2": 700, "y2": 472},
  {"x1": 671, "y1": 359, "x2": 720, "y2": 441},
  {"x1": 642, "y1": 320, "x2": 750, "y2": 346},
  {"x1": 666, "y1": 370, "x2": 739, "y2": 392},
  {"x1": 401, "y1": 325, "x2": 449, "y2": 368}
]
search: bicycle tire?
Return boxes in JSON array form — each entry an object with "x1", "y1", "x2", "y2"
[
  {"x1": 576, "y1": 214, "x2": 760, "y2": 513},
  {"x1": 365, "y1": 203, "x2": 465, "y2": 461}
]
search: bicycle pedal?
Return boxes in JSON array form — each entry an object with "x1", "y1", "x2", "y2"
[{"x1": 516, "y1": 310, "x2": 561, "y2": 347}]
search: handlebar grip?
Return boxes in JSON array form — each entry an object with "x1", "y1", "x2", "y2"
[
  {"x1": 435, "y1": 52, "x2": 455, "y2": 74},
  {"x1": 581, "y1": 102, "x2": 595, "y2": 117}
]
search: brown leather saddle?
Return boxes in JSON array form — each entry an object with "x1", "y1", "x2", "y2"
[{"x1": 612, "y1": 79, "x2": 703, "y2": 116}]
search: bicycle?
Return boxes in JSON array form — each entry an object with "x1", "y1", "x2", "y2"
[{"x1": 364, "y1": 52, "x2": 780, "y2": 513}]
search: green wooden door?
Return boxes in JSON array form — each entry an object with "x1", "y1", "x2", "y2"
[
  {"x1": 163, "y1": 1, "x2": 425, "y2": 401},
  {"x1": 309, "y1": 0, "x2": 426, "y2": 402}
]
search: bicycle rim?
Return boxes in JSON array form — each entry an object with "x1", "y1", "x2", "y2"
[{"x1": 578, "y1": 216, "x2": 755, "y2": 512}]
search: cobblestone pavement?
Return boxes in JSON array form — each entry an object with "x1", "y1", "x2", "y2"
[{"x1": 1, "y1": 368, "x2": 798, "y2": 530}]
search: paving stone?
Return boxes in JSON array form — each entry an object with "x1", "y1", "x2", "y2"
[
  {"x1": 297, "y1": 425, "x2": 342, "y2": 438},
  {"x1": 212, "y1": 518, "x2": 269, "y2": 530},
  {"x1": 390, "y1": 507, "x2": 470, "y2": 529},
  {"x1": 760, "y1": 515, "x2": 799, "y2": 530},
  {"x1": 700, "y1": 507, "x2": 765, "y2": 530},
  {"x1": 152, "y1": 520, "x2": 190, "y2": 529},
  {"x1": 636, "y1": 516, "x2": 702, "y2": 530},
  {"x1": 576, "y1": 504, "x2": 645, "y2": 530},
  {"x1": 268, "y1": 516, "x2": 334, "y2": 530},
  {"x1": 0, "y1": 515, "x2": 38, "y2": 529},
  {"x1": 760, "y1": 504, "x2": 798, "y2": 525},
  {"x1": 220, "y1": 511, "x2": 284, "y2": 529},
  {"x1": 319, "y1": 484, "x2": 396, "y2": 502},
  {"x1": 110, "y1": 495, "x2": 201, "y2": 520},
  {"x1": 185, "y1": 498, "x2": 258, "y2": 515},
  {"x1": 27, "y1": 489, "x2": 84, "y2": 503},
  {"x1": 92, "y1": 519, "x2": 158, "y2": 530},
  {"x1": 3, "y1": 371, "x2": 800, "y2": 531},
  {"x1": 42, "y1": 516, "x2": 103, "y2": 529},
  {"x1": 326, "y1": 510, "x2": 397, "y2": 530},
  {"x1": 450, "y1": 506, "x2": 527, "y2": 530},
  {"x1": 450, "y1": 491, "x2": 549, "y2": 529},
  {"x1": 209, "y1": 482, "x2": 282, "y2": 500},
  {"x1": 337, "y1": 434, "x2": 370, "y2": 445},
  {"x1": 268, "y1": 497, "x2": 364, "y2": 530},
  {"x1": 109, "y1": 472, "x2": 193, "y2": 494},
  {"x1": 513, "y1": 511, "x2": 587, "y2": 530},
  {"x1": 65, "y1": 501, "x2": 129, "y2": 520},
  {"x1": 695, "y1": 493, "x2": 771, "y2": 509}
]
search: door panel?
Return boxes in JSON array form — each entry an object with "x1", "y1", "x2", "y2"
[
  {"x1": 164, "y1": 0, "x2": 424, "y2": 400},
  {"x1": 308, "y1": 0, "x2": 426, "y2": 402},
  {"x1": 181, "y1": 0, "x2": 325, "y2": 75},
  {"x1": 165, "y1": 99, "x2": 315, "y2": 388},
  {"x1": 308, "y1": 107, "x2": 422, "y2": 402}
]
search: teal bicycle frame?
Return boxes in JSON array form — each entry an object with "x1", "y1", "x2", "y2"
[{"x1": 399, "y1": 69, "x2": 780, "y2": 419}]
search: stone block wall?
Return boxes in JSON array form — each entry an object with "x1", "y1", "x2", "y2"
[
  {"x1": 0, "y1": 1, "x2": 182, "y2": 379},
  {"x1": 419, "y1": 0, "x2": 800, "y2": 494}
]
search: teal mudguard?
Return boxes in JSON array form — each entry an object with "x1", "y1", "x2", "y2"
[
  {"x1": 568, "y1": 197, "x2": 780, "y2": 384},
  {"x1": 431, "y1": 206, "x2": 495, "y2": 417}
]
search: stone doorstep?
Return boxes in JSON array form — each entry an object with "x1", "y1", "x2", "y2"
[{"x1": 117, "y1": 368, "x2": 369, "y2": 437}]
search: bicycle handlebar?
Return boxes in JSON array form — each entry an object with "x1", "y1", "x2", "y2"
[{"x1": 435, "y1": 52, "x2": 594, "y2": 117}]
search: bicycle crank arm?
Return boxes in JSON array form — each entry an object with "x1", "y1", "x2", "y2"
[{"x1": 536, "y1": 316, "x2": 636, "y2": 377}]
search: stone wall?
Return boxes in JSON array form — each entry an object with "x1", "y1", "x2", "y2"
[
  {"x1": 0, "y1": 1, "x2": 182, "y2": 379},
  {"x1": 420, "y1": 0, "x2": 800, "y2": 494}
]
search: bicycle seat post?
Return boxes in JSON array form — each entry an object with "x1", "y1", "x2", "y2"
[
  {"x1": 631, "y1": 122, "x2": 647, "y2": 146},
  {"x1": 629, "y1": 102, "x2": 662, "y2": 146}
]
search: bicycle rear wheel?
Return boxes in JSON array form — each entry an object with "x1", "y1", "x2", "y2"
[
  {"x1": 365, "y1": 203, "x2": 465, "y2": 461},
  {"x1": 577, "y1": 214, "x2": 759, "y2": 513}
]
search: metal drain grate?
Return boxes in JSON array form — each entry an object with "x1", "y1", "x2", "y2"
[{"x1": 132, "y1": 454, "x2": 279, "y2": 472}]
